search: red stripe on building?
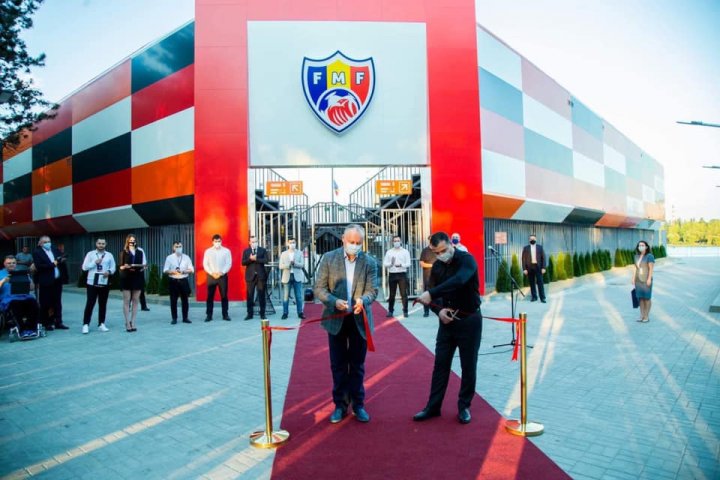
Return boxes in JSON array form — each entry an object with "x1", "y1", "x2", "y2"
[
  {"x1": 73, "y1": 169, "x2": 131, "y2": 214},
  {"x1": 72, "y1": 60, "x2": 132, "y2": 125},
  {"x1": 132, "y1": 64, "x2": 194, "y2": 130}
]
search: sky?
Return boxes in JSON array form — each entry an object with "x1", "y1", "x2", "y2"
[{"x1": 20, "y1": 0, "x2": 720, "y2": 220}]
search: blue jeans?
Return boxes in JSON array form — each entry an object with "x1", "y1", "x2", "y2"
[{"x1": 282, "y1": 274, "x2": 304, "y2": 315}]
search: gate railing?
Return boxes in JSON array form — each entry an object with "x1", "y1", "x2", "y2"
[{"x1": 348, "y1": 166, "x2": 422, "y2": 208}]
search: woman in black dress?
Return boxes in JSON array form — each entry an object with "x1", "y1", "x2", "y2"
[{"x1": 119, "y1": 234, "x2": 146, "y2": 331}]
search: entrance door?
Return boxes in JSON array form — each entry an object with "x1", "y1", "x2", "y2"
[{"x1": 255, "y1": 211, "x2": 303, "y2": 300}]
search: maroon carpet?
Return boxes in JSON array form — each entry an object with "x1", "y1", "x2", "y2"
[{"x1": 271, "y1": 303, "x2": 570, "y2": 480}]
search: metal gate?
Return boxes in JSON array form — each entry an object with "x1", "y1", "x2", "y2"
[
  {"x1": 255, "y1": 211, "x2": 304, "y2": 300},
  {"x1": 380, "y1": 208, "x2": 425, "y2": 300}
]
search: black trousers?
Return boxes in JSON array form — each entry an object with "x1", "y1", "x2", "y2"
[
  {"x1": 528, "y1": 264, "x2": 546, "y2": 300},
  {"x1": 246, "y1": 275, "x2": 266, "y2": 316},
  {"x1": 387, "y1": 272, "x2": 408, "y2": 313},
  {"x1": 38, "y1": 279, "x2": 63, "y2": 327},
  {"x1": 7, "y1": 299, "x2": 39, "y2": 331},
  {"x1": 426, "y1": 311, "x2": 482, "y2": 411},
  {"x1": 328, "y1": 314, "x2": 368, "y2": 410},
  {"x1": 206, "y1": 274, "x2": 228, "y2": 317},
  {"x1": 83, "y1": 286, "x2": 109, "y2": 325},
  {"x1": 170, "y1": 278, "x2": 191, "y2": 321},
  {"x1": 422, "y1": 270, "x2": 432, "y2": 315}
]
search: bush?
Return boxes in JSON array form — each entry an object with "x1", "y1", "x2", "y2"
[
  {"x1": 573, "y1": 252, "x2": 582, "y2": 276},
  {"x1": 542, "y1": 263, "x2": 550, "y2": 283},
  {"x1": 510, "y1": 254, "x2": 523, "y2": 291},
  {"x1": 77, "y1": 269, "x2": 88, "y2": 287},
  {"x1": 146, "y1": 264, "x2": 160, "y2": 294},
  {"x1": 659, "y1": 245, "x2": 667, "y2": 258},
  {"x1": 555, "y1": 253, "x2": 567, "y2": 280},
  {"x1": 495, "y1": 259, "x2": 511, "y2": 293},
  {"x1": 548, "y1": 255, "x2": 556, "y2": 282},
  {"x1": 591, "y1": 251, "x2": 600, "y2": 272},
  {"x1": 159, "y1": 273, "x2": 170, "y2": 296},
  {"x1": 565, "y1": 251, "x2": 574, "y2": 278},
  {"x1": 584, "y1": 252, "x2": 593, "y2": 273},
  {"x1": 614, "y1": 248, "x2": 624, "y2": 267}
]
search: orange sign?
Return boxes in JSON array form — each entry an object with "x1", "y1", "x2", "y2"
[
  {"x1": 266, "y1": 181, "x2": 303, "y2": 196},
  {"x1": 375, "y1": 179, "x2": 413, "y2": 196}
]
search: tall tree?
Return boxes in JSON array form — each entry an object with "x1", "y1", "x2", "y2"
[{"x1": 1, "y1": 0, "x2": 55, "y2": 149}]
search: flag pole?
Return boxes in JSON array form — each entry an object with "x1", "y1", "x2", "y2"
[{"x1": 331, "y1": 167, "x2": 335, "y2": 203}]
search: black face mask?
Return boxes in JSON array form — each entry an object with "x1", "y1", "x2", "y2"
[{"x1": 530, "y1": 240, "x2": 536, "y2": 245}]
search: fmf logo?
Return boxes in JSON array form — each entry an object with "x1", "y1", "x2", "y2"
[{"x1": 302, "y1": 51, "x2": 375, "y2": 134}]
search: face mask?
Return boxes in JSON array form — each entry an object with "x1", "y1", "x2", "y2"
[
  {"x1": 451, "y1": 238, "x2": 459, "y2": 245},
  {"x1": 393, "y1": 241, "x2": 401, "y2": 248},
  {"x1": 530, "y1": 239, "x2": 536, "y2": 245},
  {"x1": 436, "y1": 246, "x2": 454, "y2": 263},
  {"x1": 175, "y1": 247, "x2": 183, "y2": 255},
  {"x1": 288, "y1": 243, "x2": 296, "y2": 250},
  {"x1": 345, "y1": 243, "x2": 362, "y2": 256},
  {"x1": 250, "y1": 242, "x2": 258, "y2": 249},
  {"x1": 638, "y1": 245, "x2": 646, "y2": 253},
  {"x1": 43, "y1": 242, "x2": 52, "y2": 250},
  {"x1": 214, "y1": 242, "x2": 222, "y2": 249}
]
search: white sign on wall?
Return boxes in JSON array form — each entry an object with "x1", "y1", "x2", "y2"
[{"x1": 248, "y1": 21, "x2": 428, "y2": 167}]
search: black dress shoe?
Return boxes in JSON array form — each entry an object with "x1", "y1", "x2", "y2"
[
  {"x1": 171, "y1": 319, "x2": 178, "y2": 325},
  {"x1": 458, "y1": 408, "x2": 471, "y2": 424},
  {"x1": 298, "y1": 313, "x2": 305, "y2": 319},
  {"x1": 423, "y1": 312, "x2": 430, "y2": 317},
  {"x1": 386, "y1": 311, "x2": 394, "y2": 318},
  {"x1": 354, "y1": 406, "x2": 370, "y2": 423},
  {"x1": 281, "y1": 313, "x2": 288, "y2": 320},
  {"x1": 403, "y1": 311, "x2": 409, "y2": 317},
  {"x1": 141, "y1": 307, "x2": 151, "y2": 312},
  {"x1": 54, "y1": 324, "x2": 69, "y2": 330},
  {"x1": 244, "y1": 315, "x2": 253, "y2": 321},
  {"x1": 222, "y1": 316, "x2": 231, "y2": 321},
  {"x1": 329, "y1": 407, "x2": 348, "y2": 424},
  {"x1": 531, "y1": 298, "x2": 538, "y2": 302},
  {"x1": 182, "y1": 319, "x2": 192, "y2": 324},
  {"x1": 45, "y1": 325, "x2": 54, "y2": 331},
  {"x1": 204, "y1": 316, "x2": 213, "y2": 322},
  {"x1": 413, "y1": 408, "x2": 441, "y2": 421},
  {"x1": 540, "y1": 299, "x2": 547, "y2": 303}
]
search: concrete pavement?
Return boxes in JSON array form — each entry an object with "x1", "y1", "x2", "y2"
[{"x1": 0, "y1": 256, "x2": 718, "y2": 479}]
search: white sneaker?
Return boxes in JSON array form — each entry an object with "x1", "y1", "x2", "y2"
[
  {"x1": 98, "y1": 323, "x2": 109, "y2": 332},
  {"x1": 82, "y1": 324, "x2": 89, "y2": 334}
]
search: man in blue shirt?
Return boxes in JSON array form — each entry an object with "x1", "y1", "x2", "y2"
[{"x1": 0, "y1": 255, "x2": 39, "y2": 337}]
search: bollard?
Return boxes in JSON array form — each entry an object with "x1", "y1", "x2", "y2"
[
  {"x1": 505, "y1": 312, "x2": 544, "y2": 437},
  {"x1": 250, "y1": 319, "x2": 290, "y2": 448}
]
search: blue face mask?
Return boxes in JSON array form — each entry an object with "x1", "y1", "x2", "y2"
[
  {"x1": 451, "y1": 238, "x2": 459, "y2": 245},
  {"x1": 43, "y1": 242, "x2": 52, "y2": 250}
]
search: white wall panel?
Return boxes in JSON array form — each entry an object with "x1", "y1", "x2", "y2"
[
  {"x1": 131, "y1": 107, "x2": 194, "y2": 168},
  {"x1": 3, "y1": 148, "x2": 32, "y2": 182},
  {"x1": 72, "y1": 97, "x2": 131, "y2": 154},
  {"x1": 476, "y1": 27, "x2": 522, "y2": 90},
  {"x1": 73, "y1": 205, "x2": 149, "y2": 232},
  {"x1": 603, "y1": 144, "x2": 626, "y2": 175},
  {"x1": 32, "y1": 186, "x2": 73, "y2": 221},
  {"x1": 572, "y1": 151, "x2": 605, "y2": 188},
  {"x1": 642, "y1": 185, "x2": 655, "y2": 203},
  {"x1": 482, "y1": 149, "x2": 525, "y2": 198},
  {"x1": 512, "y1": 199, "x2": 573, "y2": 223},
  {"x1": 523, "y1": 94, "x2": 572, "y2": 149}
]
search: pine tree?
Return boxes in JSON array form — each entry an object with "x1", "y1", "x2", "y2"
[
  {"x1": 510, "y1": 254, "x2": 523, "y2": 291},
  {"x1": 495, "y1": 259, "x2": 511, "y2": 293},
  {"x1": 565, "y1": 251, "x2": 574, "y2": 278},
  {"x1": 1, "y1": 0, "x2": 57, "y2": 148},
  {"x1": 159, "y1": 273, "x2": 170, "y2": 296},
  {"x1": 548, "y1": 255, "x2": 556, "y2": 282},
  {"x1": 555, "y1": 253, "x2": 567, "y2": 280},
  {"x1": 146, "y1": 264, "x2": 160, "y2": 294},
  {"x1": 584, "y1": 252, "x2": 594, "y2": 273},
  {"x1": 573, "y1": 252, "x2": 582, "y2": 276}
]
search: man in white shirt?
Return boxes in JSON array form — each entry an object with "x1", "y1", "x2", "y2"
[
  {"x1": 81, "y1": 238, "x2": 116, "y2": 334},
  {"x1": 279, "y1": 238, "x2": 307, "y2": 320},
  {"x1": 451, "y1": 232, "x2": 469, "y2": 252},
  {"x1": 382, "y1": 235, "x2": 411, "y2": 318},
  {"x1": 164, "y1": 241, "x2": 195, "y2": 324},
  {"x1": 203, "y1": 234, "x2": 232, "y2": 321}
]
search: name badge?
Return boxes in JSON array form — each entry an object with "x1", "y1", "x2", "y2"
[{"x1": 97, "y1": 264, "x2": 103, "y2": 272}]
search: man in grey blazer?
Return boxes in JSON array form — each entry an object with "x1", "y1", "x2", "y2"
[{"x1": 314, "y1": 224, "x2": 378, "y2": 424}]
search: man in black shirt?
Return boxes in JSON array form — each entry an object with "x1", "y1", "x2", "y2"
[{"x1": 414, "y1": 231, "x2": 482, "y2": 425}]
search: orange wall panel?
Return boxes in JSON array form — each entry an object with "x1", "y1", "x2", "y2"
[
  {"x1": 483, "y1": 194, "x2": 524, "y2": 219},
  {"x1": 2, "y1": 129, "x2": 32, "y2": 161},
  {"x1": 131, "y1": 150, "x2": 194, "y2": 204},
  {"x1": 72, "y1": 60, "x2": 132, "y2": 124},
  {"x1": 32, "y1": 156, "x2": 72, "y2": 195}
]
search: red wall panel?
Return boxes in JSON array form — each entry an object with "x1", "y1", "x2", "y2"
[
  {"x1": 72, "y1": 60, "x2": 131, "y2": 124},
  {"x1": 132, "y1": 64, "x2": 195, "y2": 130},
  {"x1": 73, "y1": 169, "x2": 132, "y2": 214},
  {"x1": 195, "y1": 0, "x2": 483, "y2": 299},
  {"x1": 2, "y1": 197, "x2": 33, "y2": 225},
  {"x1": 32, "y1": 100, "x2": 73, "y2": 146}
]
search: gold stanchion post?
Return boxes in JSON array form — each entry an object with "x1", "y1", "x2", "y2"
[
  {"x1": 505, "y1": 312, "x2": 544, "y2": 437},
  {"x1": 250, "y1": 319, "x2": 290, "y2": 448}
]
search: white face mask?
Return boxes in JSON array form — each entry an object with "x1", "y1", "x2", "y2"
[
  {"x1": 288, "y1": 243, "x2": 296, "y2": 250},
  {"x1": 638, "y1": 245, "x2": 646, "y2": 253},
  {"x1": 436, "y1": 246, "x2": 455, "y2": 263},
  {"x1": 250, "y1": 242, "x2": 258, "y2": 249},
  {"x1": 42, "y1": 242, "x2": 52, "y2": 250},
  {"x1": 393, "y1": 241, "x2": 401, "y2": 248},
  {"x1": 175, "y1": 247, "x2": 183, "y2": 255},
  {"x1": 344, "y1": 243, "x2": 362, "y2": 256},
  {"x1": 213, "y1": 241, "x2": 222, "y2": 249}
]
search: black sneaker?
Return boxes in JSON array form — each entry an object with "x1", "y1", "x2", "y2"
[
  {"x1": 281, "y1": 314, "x2": 288, "y2": 320},
  {"x1": 182, "y1": 319, "x2": 192, "y2": 323},
  {"x1": 204, "y1": 316, "x2": 213, "y2": 322},
  {"x1": 171, "y1": 319, "x2": 178, "y2": 325},
  {"x1": 55, "y1": 324, "x2": 69, "y2": 330},
  {"x1": 222, "y1": 316, "x2": 231, "y2": 321},
  {"x1": 298, "y1": 313, "x2": 305, "y2": 320},
  {"x1": 244, "y1": 315, "x2": 253, "y2": 321}
]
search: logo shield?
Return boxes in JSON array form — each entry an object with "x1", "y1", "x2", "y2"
[{"x1": 302, "y1": 51, "x2": 375, "y2": 134}]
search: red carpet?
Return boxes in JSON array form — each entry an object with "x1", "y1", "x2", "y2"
[{"x1": 271, "y1": 303, "x2": 570, "y2": 480}]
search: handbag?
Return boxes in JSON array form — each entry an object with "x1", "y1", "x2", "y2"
[{"x1": 631, "y1": 288, "x2": 639, "y2": 309}]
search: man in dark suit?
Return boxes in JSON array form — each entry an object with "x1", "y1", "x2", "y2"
[
  {"x1": 241, "y1": 235, "x2": 268, "y2": 320},
  {"x1": 314, "y1": 224, "x2": 378, "y2": 424},
  {"x1": 415, "y1": 231, "x2": 482, "y2": 425},
  {"x1": 32, "y1": 235, "x2": 69, "y2": 330},
  {"x1": 521, "y1": 233, "x2": 547, "y2": 303}
]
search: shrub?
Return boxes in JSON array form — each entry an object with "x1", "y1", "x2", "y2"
[
  {"x1": 573, "y1": 252, "x2": 582, "y2": 276},
  {"x1": 159, "y1": 273, "x2": 170, "y2": 296},
  {"x1": 510, "y1": 254, "x2": 523, "y2": 291},
  {"x1": 591, "y1": 251, "x2": 600, "y2": 272},
  {"x1": 495, "y1": 259, "x2": 511, "y2": 293},
  {"x1": 565, "y1": 251, "x2": 574, "y2": 278},
  {"x1": 548, "y1": 255, "x2": 556, "y2": 282},
  {"x1": 77, "y1": 269, "x2": 88, "y2": 288},
  {"x1": 584, "y1": 252, "x2": 594, "y2": 273},
  {"x1": 659, "y1": 245, "x2": 667, "y2": 258},
  {"x1": 146, "y1": 264, "x2": 160, "y2": 294},
  {"x1": 555, "y1": 253, "x2": 567, "y2": 280},
  {"x1": 542, "y1": 263, "x2": 550, "y2": 283},
  {"x1": 614, "y1": 248, "x2": 624, "y2": 267}
]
